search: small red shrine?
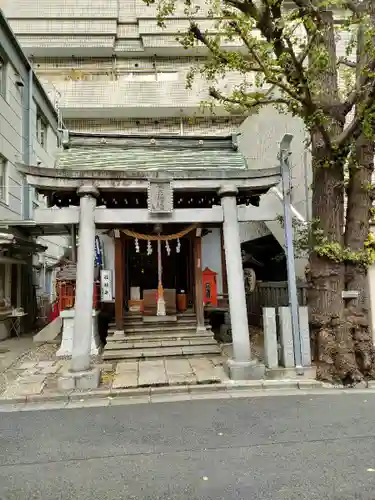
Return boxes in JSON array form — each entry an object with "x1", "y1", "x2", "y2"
[
  {"x1": 55, "y1": 263, "x2": 100, "y2": 312},
  {"x1": 202, "y1": 267, "x2": 218, "y2": 307}
]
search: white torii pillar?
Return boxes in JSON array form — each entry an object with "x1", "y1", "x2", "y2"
[
  {"x1": 219, "y1": 185, "x2": 265, "y2": 380},
  {"x1": 58, "y1": 184, "x2": 101, "y2": 390}
]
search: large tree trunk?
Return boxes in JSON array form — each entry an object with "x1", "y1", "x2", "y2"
[
  {"x1": 307, "y1": 9, "x2": 359, "y2": 382},
  {"x1": 343, "y1": 2, "x2": 375, "y2": 381},
  {"x1": 344, "y1": 136, "x2": 375, "y2": 378},
  {"x1": 308, "y1": 150, "x2": 356, "y2": 382}
]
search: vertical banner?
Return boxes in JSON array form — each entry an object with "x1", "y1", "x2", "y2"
[
  {"x1": 94, "y1": 235, "x2": 103, "y2": 268},
  {"x1": 100, "y1": 270, "x2": 113, "y2": 302}
]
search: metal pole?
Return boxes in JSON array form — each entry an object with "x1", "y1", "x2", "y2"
[
  {"x1": 156, "y1": 234, "x2": 166, "y2": 316},
  {"x1": 303, "y1": 147, "x2": 311, "y2": 225},
  {"x1": 157, "y1": 238, "x2": 162, "y2": 284},
  {"x1": 280, "y1": 134, "x2": 303, "y2": 373},
  {"x1": 71, "y1": 224, "x2": 77, "y2": 263}
]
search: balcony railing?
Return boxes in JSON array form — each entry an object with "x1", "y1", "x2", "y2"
[{"x1": 40, "y1": 73, "x2": 253, "y2": 119}]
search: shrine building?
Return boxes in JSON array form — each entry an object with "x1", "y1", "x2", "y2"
[{"x1": 16, "y1": 130, "x2": 280, "y2": 382}]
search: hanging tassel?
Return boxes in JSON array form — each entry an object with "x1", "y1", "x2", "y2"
[
  {"x1": 165, "y1": 240, "x2": 171, "y2": 256},
  {"x1": 176, "y1": 238, "x2": 181, "y2": 253},
  {"x1": 135, "y1": 237, "x2": 140, "y2": 253},
  {"x1": 147, "y1": 240, "x2": 152, "y2": 255}
]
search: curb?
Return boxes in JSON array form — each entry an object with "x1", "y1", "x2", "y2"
[
  {"x1": 0, "y1": 379, "x2": 325, "y2": 406},
  {"x1": 6, "y1": 379, "x2": 375, "y2": 407}
]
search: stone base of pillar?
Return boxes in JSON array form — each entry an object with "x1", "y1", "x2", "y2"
[
  {"x1": 265, "y1": 366, "x2": 317, "y2": 380},
  {"x1": 58, "y1": 367, "x2": 101, "y2": 391},
  {"x1": 196, "y1": 325, "x2": 208, "y2": 334},
  {"x1": 56, "y1": 309, "x2": 100, "y2": 358},
  {"x1": 225, "y1": 359, "x2": 265, "y2": 380}
]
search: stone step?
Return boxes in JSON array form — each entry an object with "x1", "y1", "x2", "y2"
[
  {"x1": 109, "y1": 322, "x2": 201, "y2": 331},
  {"x1": 122, "y1": 321, "x2": 204, "y2": 329},
  {"x1": 108, "y1": 332, "x2": 214, "y2": 342},
  {"x1": 120, "y1": 312, "x2": 196, "y2": 320},
  {"x1": 110, "y1": 318, "x2": 207, "y2": 328},
  {"x1": 103, "y1": 344, "x2": 222, "y2": 361},
  {"x1": 105, "y1": 337, "x2": 218, "y2": 350},
  {"x1": 109, "y1": 325, "x2": 209, "y2": 335}
]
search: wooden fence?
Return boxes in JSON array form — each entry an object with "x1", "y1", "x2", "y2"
[
  {"x1": 217, "y1": 281, "x2": 308, "y2": 326},
  {"x1": 246, "y1": 281, "x2": 308, "y2": 326}
]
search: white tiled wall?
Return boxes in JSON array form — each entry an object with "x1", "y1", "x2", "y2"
[{"x1": 0, "y1": 57, "x2": 25, "y2": 220}]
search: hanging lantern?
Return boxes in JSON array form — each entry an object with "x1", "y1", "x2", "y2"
[
  {"x1": 135, "y1": 237, "x2": 140, "y2": 253},
  {"x1": 176, "y1": 238, "x2": 181, "y2": 253},
  {"x1": 165, "y1": 240, "x2": 171, "y2": 256},
  {"x1": 146, "y1": 240, "x2": 153, "y2": 256}
]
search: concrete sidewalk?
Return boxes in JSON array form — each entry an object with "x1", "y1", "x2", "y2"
[
  {"x1": 0, "y1": 337, "x2": 348, "y2": 410},
  {"x1": 0, "y1": 379, "x2": 326, "y2": 412},
  {"x1": 3, "y1": 381, "x2": 375, "y2": 413}
]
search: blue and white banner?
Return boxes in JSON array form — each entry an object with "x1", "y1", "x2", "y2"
[{"x1": 95, "y1": 235, "x2": 103, "y2": 267}]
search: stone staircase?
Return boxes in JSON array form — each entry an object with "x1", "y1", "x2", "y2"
[{"x1": 103, "y1": 312, "x2": 221, "y2": 361}]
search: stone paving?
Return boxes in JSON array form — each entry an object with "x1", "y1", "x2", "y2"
[
  {"x1": 0, "y1": 335, "x2": 229, "y2": 400},
  {"x1": 112, "y1": 356, "x2": 227, "y2": 390},
  {"x1": 0, "y1": 342, "x2": 61, "y2": 399},
  {"x1": 0, "y1": 328, "x2": 263, "y2": 401}
]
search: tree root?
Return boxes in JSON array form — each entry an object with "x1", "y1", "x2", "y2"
[{"x1": 314, "y1": 323, "x2": 365, "y2": 385}]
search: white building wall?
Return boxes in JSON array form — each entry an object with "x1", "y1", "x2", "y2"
[
  {"x1": 30, "y1": 93, "x2": 67, "y2": 276},
  {"x1": 238, "y1": 107, "x2": 309, "y2": 278},
  {"x1": 202, "y1": 228, "x2": 223, "y2": 295},
  {"x1": 0, "y1": 56, "x2": 24, "y2": 220}
]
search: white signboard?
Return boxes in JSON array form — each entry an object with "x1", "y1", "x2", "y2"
[
  {"x1": 147, "y1": 180, "x2": 173, "y2": 214},
  {"x1": 100, "y1": 270, "x2": 113, "y2": 302}
]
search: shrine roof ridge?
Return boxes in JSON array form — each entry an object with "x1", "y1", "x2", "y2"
[{"x1": 63, "y1": 130, "x2": 241, "y2": 151}]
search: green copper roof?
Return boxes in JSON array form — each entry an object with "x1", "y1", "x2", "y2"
[{"x1": 55, "y1": 131, "x2": 248, "y2": 171}]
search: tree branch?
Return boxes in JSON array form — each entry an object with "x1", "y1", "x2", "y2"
[
  {"x1": 291, "y1": 0, "x2": 323, "y2": 24},
  {"x1": 224, "y1": 0, "x2": 260, "y2": 19},
  {"x1": 341, "y1": 58, "x2": 375, "y2": 115},
  {"x1": 208, "y1": 86, "x2": 291, "y2": 108},
  {"x1": 338, "y1": 57, "x2": 356, "y2": 68},
  {"x1": 342, "y1": 0, "x2": 362, "y2": 16},
  {"x1": 332, "y1": 116, "x2": 361, "y2": 147},
  {"x1": 223, "y1": 17, "x2": 308, "y2": 104}
]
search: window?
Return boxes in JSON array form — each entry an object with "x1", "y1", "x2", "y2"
[
  {"x1": 0, "y1": 264, "x2": 5, "y2": 300},
  {"x1": 0, "y1": 56, "x2": 6, "y2": 98},
  {"x1": 0, "y1": 156, "x2": 7, "y2": 203},
  {"x1": 119, "y1": 72, "x2": 156, "y2": 82},
  {"x1": 36, "y1": 107, "x2": 48, "y2": 148},
  {"x1": 118, "y1": 72, "x2": 179, "y2": 82},
  {"x1": 156, "y1": 72, "x2": 179, "y2": 82}
]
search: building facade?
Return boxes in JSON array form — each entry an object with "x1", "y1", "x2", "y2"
[
  {"x1": 0, "y1": 11, "x2": 67, "y2": 335},
  {"x1": 0, "y1": 0, "x2": 315, "y2": 279}
]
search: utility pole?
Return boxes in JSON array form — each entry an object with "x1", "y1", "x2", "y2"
[{"x1": 279, "y1": 134, "x2": 303, "y2": 374}]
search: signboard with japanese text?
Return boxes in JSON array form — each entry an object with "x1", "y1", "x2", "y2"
[
  {"x1": 100, "y1": 269, "x2": 113, "y2": 302},
  {"x1": 147, "y1": 180, "x2": 173, "y2": 214}
]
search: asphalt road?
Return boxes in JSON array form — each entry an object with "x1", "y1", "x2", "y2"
[{"x1": 1, "y1": 392, "x2": 375, "y2": 499}]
